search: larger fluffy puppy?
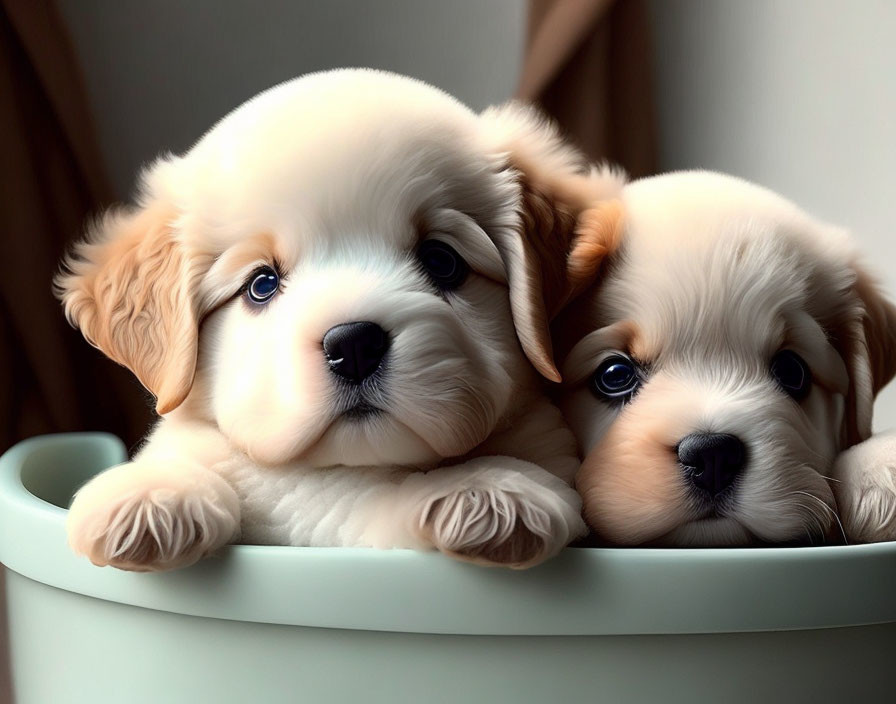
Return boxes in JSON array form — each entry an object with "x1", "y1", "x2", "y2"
[
  {"x1": 556, "y1": 171, "x2": 896, "y2": 547},
  {"x1": 57, "y1": 70, "x2": 621, "y2": 571}
]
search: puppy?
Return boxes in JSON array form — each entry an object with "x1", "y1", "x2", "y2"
[
  {"x1": 57, "y1": 69, "x2": 622, "y2": 571},
  {"x1": 555, "y1": 170, "x2": 896, "y2": 546}
]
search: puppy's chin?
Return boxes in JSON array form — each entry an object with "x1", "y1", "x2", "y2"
[
  {"x1": 651, "y1": 517, "x2": 753, "y2": 547},
  {"x1": 300, "y1": 412, "x2": 441, "y2": 468},
  {"x1": 644, "y1": 507, "x2": 840, "y2": 547}
]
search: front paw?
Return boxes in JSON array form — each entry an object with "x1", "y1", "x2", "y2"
[
  {"x1": 67, "y1": 461, "x2": 240, "y2": 571},
  {"x1": 415, "y1": 459, "x2": 586, "y2": 568},
  {"x1": 831, "y1": 436, "x2": 896, "y2": 543}
]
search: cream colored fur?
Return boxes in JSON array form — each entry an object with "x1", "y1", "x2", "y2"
[
  {"x1": 58, "y1": 70, "x2": 620, "y2": 571},
  {"x1": 831, "y1": 432, "x2": 896, "y2": 542},
  {"x1": 556, "y1": 170, "x2": 896, "y2": 546}
]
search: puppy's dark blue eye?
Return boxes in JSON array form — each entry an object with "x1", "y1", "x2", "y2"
[
  {"x1": 417, "y1": 240, "x2": 469, "y2": 291},
  {"x1": 771, "y1": 350, "x2": 812, "y2": 400},
  {"x1": 245, "y1": 266, "x2": 279, "y2": 304},
  {"x1": 591, "y1": 355, "x2": 640, "y2": 400}
]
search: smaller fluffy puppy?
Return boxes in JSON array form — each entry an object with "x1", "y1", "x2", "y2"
[
  {"x1": 555, "y1": 171, "x2": 896, "y2": 547},
  {"x1": 57, "y1": 69, "x2": 619, "y2": 571}
]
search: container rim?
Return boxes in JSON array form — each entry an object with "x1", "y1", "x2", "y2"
[{"x1": 2, "y1": 433, "x2": 895, "y2": 636}]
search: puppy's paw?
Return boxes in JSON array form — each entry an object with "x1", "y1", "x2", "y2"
[
  {"x1": 67, "y1": 461, "x2": 240, "y2": 571},
  {"x1": 413, "y1": 458, "x2": 586, "y2": 568},
  {"x1": 831, "y1": 435, "x2": 896, "y2": 543},
  {"x1": 421, "y1": 488, "x2": 551, "y2": 567}
]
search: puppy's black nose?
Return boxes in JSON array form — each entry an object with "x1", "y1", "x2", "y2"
[
  {"x1": 323, "y1": 322, "x2": 389, "y2": 383},
  {"x1": 677, "y1": 433, "x2": 746, "y2": 497}
]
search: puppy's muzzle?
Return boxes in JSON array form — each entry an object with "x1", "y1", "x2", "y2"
[
  {"x1": 677, "y1": 433, "x2": 746, "y2": 498},
  {"x1": 323, "y1": 321, "x2": 390, "y2": 383}
]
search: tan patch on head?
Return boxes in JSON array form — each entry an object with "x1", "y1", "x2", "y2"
[
  {"x1": 566, "y1": 200, "x2": 624, "y2": 306},
  {"x1": 576, "y1": 376, "x2": 700, "y2": 545},
  {"x1": 217, "y1": 232, "x2": 284, "y2": 275},
  {"x1": 554, "y1": 317, "x2": 646, "y2": 387},
  {"x1": 200, "y1": 232, "x2": 287, "y2": 312},
  {"x1": 598, "y1": 318, "x2": 648, "y2": 364},
  {"x1": 627, "y1": 321, "x2": 652, "y2": 364}
]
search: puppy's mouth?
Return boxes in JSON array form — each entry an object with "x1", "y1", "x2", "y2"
[
  {"x1": 665, "y1": 501, "x2": 834, "y2": 548},
  {"x1": 647, "y1": 490, "x2": 748, "y2": 546},
  {"x1": 688, "y1": 486, "x2": 737, "y2": 520},
  {"x1": 341, "y1": 401, "x2": 383, "y2": 420},
  {"x1": 331, "y1": 370, "x2": 389, "y2": 422},
  {"x1": 653, "y1": 515, "x2": 753, "y2": 547}
]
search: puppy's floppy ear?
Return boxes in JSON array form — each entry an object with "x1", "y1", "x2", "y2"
[
  {"x1": 480, "y1": 102, "x2": 626, "y2": 382},
  {"x1": 829, "y1": 263, "x2": 896, "y2": 446},
  {"x1": 55, "y1": 200, "x2": 200, "y2": 415}
]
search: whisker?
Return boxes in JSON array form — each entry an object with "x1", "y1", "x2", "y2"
[
  {"x1": 793, "y1": 490, "x2": 848, "y2": 546},
  {"x1": 804, "y1": 527, "x2": 815, "y2": 546}
]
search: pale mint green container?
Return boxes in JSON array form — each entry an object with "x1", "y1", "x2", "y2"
[{"x1": 1, "y1": 434, "x2": 895, "y2": 703}]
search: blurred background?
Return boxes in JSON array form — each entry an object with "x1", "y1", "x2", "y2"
[{"x1": 1, "y1": 0, "x2": 895, "y2": 699}]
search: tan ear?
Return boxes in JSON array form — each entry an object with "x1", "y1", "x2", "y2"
[
  {"x1": 55, "y1": 202, "x2": 199, "y2": 414},
  {"x1": 832, "y1": 266, "x2": 896, "y2": 446},
  {"x1": 565, "y1": 199, "x2": 625, "y2": 305},
  {"x1": 480, "y1": 101, "x2": 626, "y2": 382}
]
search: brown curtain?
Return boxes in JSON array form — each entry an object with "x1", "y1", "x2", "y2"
[
  {"x1": 517, "y1": 0, "x2": 657, "y2": 178},
  {"x1": 0, "y1": 0, "x2": 152, "y2": 453},
  {"x1": 1, "y1": 4, "x2": 154, "y2": 700}
]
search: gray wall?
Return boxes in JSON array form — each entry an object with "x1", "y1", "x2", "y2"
[
  {"x1": 59, "y1": 0, "x2": 527, "y2": 198},
  {"x1": 650, "y1": 0, "x2": 896, "y2": 427}
]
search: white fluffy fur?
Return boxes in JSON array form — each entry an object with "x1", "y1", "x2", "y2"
[
  {"x1": 557, "y1": 170, "x2": 896, "y2": 546},
  {"x1": 831, "y1": 431, "x2": 896, "y2": 542},
  {"x1": 60, "y1": 70, "x2": 596, "y2": 571}
]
